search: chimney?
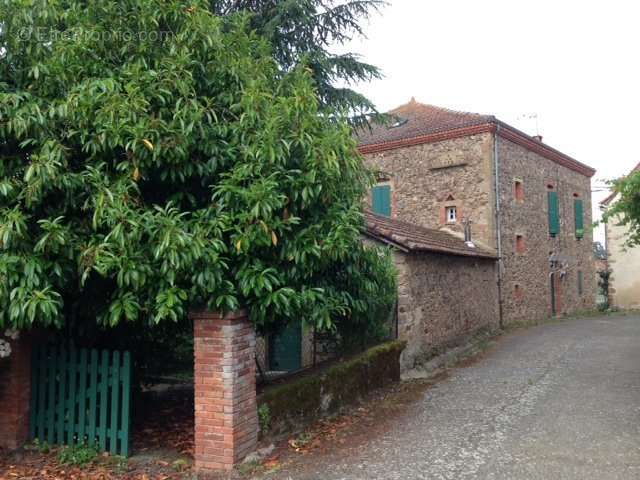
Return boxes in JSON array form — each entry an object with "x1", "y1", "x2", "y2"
[
  {"x1": 463, "y1": 220, "x2": 475, "y2": 248},
  {"x1": 532, "y1": 134, "x2": 543, "y2": 142}
]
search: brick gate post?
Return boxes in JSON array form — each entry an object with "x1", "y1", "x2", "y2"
[
  {"x1": 0, "y1": 334, "x2": 32, "y2": 450},
  {"x1": 191, "y1": 310, "x2": 258, "y2": 472}
]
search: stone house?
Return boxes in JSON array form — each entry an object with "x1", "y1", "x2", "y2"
[
  {"x1": 358, "y1": 99, "x2": 597, "y2": 324},
  {"x1": 365, "y1": 211, "x2": 499, "y2": 369},
  {"x1": 600, "y1": 161, "x2": 640, "y2": 309}
]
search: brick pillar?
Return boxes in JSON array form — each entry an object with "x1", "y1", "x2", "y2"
[
  {"x1": 0, "y1": 334, "x2": 32, "y2": 450},
  {"x1": 192, "y1": 310, "x2": 258, "y2": 472}
]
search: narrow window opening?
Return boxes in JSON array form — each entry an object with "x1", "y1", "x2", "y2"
[
  {"x1": 514, "y1": 180, "x2": 524, "y2": 202},
  {"x1": 516, "y1": 235, "x2": 526, "y2": 254},
  {"x1": 446, "y1": 206, "x2": 457, "y2": 223},
  {"x1": 514, "y1": 284, "x2": 524, "y2": 300}
]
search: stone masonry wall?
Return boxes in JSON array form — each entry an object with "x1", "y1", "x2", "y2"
[
  {"x1": 395, "y1": 250, "x2": 499, "y2": 370},
  {"x1": 363, "y1": 133, "x2": 496, "y2": 248},
  {"x1": 363, "y1": 131, "x2": 596, "y2": 325},
  {"x1": 497, "y1": 136, "x2": 597, "y2": 322}
]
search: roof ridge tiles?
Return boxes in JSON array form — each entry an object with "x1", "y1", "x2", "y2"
[{"x1": 364, "y1": 211, "x2": 497, "y2": 259}]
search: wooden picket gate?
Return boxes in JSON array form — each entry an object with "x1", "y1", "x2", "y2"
[{"x1": 29, "y1": 345, "x2": 132, "y2": 456}]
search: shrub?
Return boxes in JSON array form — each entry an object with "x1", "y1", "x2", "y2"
[{"x1": 57, "y1": 444, "x2": 99, "y2": 467}]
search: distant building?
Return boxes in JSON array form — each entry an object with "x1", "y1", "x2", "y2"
[
  {"x1": 357, "y1": 99, "x2": 597, "y2": 324},
  {"x1": 600, "y1": 162, "x2": 640, "y2": 309},
  {"x1": 593, "y1": 241, "x2": 608, "y2": 307}
]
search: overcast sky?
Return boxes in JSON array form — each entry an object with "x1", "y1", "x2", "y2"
[{"x1": 341, "y1": 0, "x2": 640, "y2": 242}]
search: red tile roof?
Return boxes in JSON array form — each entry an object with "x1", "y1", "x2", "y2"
[
  {"x1": 357, "y1": 99, "x2": 495, "y2": 147},
  {"x1": 356, "y1": 99, "x2": 596, "y2": 178},
  {"x1": 600, "y1": 161, "x2": 640, "y2": 206},
  {"x1": 364, "y1": 211, "x2": 497, "y2": 259}
]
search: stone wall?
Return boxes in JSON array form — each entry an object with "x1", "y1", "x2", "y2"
[
  {"x1": 395, "y1": 250, "x2": 499, "y2": 370},
  {"x1": 606, "y1": 217, "x2": 640, "y2": 309},
  {"x1": 258, "y1": 341, "x2": 405, "y2": 436},
  {"x1": 363, "y1": 133, "x2": 496, "y2": 248},
  {"x1": 363, "y1": 131, "x2": 597, "y2": 325},
  {"x1": 497, "y1": 136, "x2": 597, "y2": 322}
]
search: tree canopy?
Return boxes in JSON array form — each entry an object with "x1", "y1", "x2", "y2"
[
  {"x1": 0, "y1": 0, "x2": 396, "y2": 333},
  {"x1": 602, "y1": 169, "x2": 640, "y2": 247},
  {"x1": 212, "y1": 0, "x2": 385, "y2": 125}
]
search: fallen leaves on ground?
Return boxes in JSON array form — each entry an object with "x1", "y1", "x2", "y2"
[
  {"x1": 0, "y1": 449, "x2": 190, "y2": 480},
  {"x1": 0, "y1": 389, "x2": 195, "y2": 480},
  {"x1": 286, "y1": 407, "x2": 374, "y2": 455},
  {"x1": 132, "y1": 390, "x2": 194, "y2": 458}
]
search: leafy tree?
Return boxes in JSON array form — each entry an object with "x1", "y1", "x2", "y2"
[
  {"x1": 602, "y1": 169, "x2": 640, "y2": 247},
  {"x1": 212, "y1": 0, "x2": 385, "y2": 125},
  {"x1": 597, "y1": 269, "x2": 611, "y2": 311},
  {"x1": 0, "y1": 0, "x2": 396, "y2": 335}
]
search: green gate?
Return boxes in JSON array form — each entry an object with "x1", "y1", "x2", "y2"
[
  {"x1": 30, "y1": 345, "x2": 132, "y2": 456},
  {"x1": 269, "y1": 323, "x2": 302, "y2": 372}
]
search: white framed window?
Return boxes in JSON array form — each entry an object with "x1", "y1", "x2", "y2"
[{"x1": 446, "y1": 206, "x2": 457, "y2": 223}]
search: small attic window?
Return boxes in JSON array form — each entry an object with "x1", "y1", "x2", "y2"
[
  {"x1": 389, "y1": 118, "x2": 408, "y2": 128},
  {"x1": 446, "y1": 206, "x2": 457, "y2": 223}
]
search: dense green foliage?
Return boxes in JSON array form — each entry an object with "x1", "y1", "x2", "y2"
[
  {"x1": 57, "y1": 443, "x2": 100, "y2": 467},
  {"x1": 597, "y1": 269, "x2": 611, "y2": 311},
  {"x1": 212, "y1": 0, "x2": 385, "y2": 124},
  {"x1": 602, "y1": 170, "x2": 640, "y2": 247},
  {"x1": 0, "y1": 0, "x2": 396, "y2": 333}
]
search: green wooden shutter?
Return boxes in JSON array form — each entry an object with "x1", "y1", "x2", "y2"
[
  {"x1": 548, "y1": 191, "x2": 560, "y2": 236},
  {"x1": 574, "y1": 199, "x2": 584, "y2": 238},
  {"x1": 372, "y1": 185, "x2": 391, "y2": 217}
]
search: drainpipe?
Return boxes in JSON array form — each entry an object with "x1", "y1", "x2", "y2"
[{"x1": 493, "y1": 124, "x2": 505, "y2": 328}]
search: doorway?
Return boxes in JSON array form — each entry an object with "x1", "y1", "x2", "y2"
[
  {"x1": 269, "y1": 323, "x2": 302, "y2": 372},
  {"x1": 550, "y1": 272, "x2": 563, "y2": 316}
]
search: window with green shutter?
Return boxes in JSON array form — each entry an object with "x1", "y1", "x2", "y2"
[
  {"x1": 574, "y1": 198, "x2": 584, "y2": 238},
  {"x1": 372, "y1": 185, "x2": 391, "y2": 217},
  {"x1": 548, "y1": 191, "x2": 560, "y2": 236}
]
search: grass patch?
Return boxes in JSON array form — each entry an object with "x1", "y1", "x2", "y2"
[{"x1": 57, "y1": 443, "x2": 99, "y2": 467}]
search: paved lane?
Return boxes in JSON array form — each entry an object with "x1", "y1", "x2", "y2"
[{"x1": 277, "y1": 315, "x2": 640, "y2": 480}]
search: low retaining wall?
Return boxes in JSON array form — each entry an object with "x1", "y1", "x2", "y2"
[{"x1": 258, "y1": 340, "x2": 405, "y2": 436}]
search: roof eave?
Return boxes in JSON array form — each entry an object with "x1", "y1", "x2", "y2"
[
  {"x1": 363, "y1": 231, "x2": 410, "y2": 253},
  {"x1": 358, "y1": 119, "x2": 596, "y2": 178},
  {"x1": 494, "y1": 121, "x2": 596, "y2": 178},
  {"x1": 358, "y1": 123, "x2": 495, "y2": 155},
  {"x1": 364, "y1": 228, "x2": 497, "y2": 260}
]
